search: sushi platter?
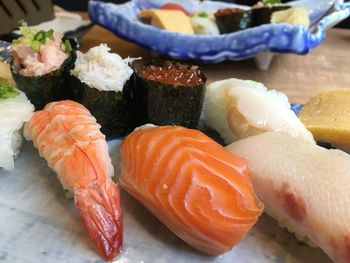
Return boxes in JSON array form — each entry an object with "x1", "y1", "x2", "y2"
[
  {"x1": 1, "y1": 7, "x2": 350, "y2": 263},
  {"x1": 0, "y1": 139, "x2": 332, "y2": 263},
  {"x1": 88, "y1": 0, "x2": 350, "y2": 69}
]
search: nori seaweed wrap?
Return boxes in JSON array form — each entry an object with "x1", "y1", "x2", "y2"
[
  {"x1": 10, "y1": 23, "x2": 76, "y2": 110},
  {"x1": 252, "y1": 4, "x2": 290, "y2": 26},
  {"x1": 134, "y1": 60, "x2": 207, "y2": 128},
  {"x1": 70, "y1": 75, "x2": 136, "y2": 140},
  {"x1": 69, "y1": 44, "x2": 137, "y2": 140},
  {"x1": 215, "y1": 8, "x2": 253, "y2": 34}
]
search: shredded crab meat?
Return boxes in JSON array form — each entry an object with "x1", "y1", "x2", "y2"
[{"x1": 70, "y1": 44, "x2": 138, "y2": 92}]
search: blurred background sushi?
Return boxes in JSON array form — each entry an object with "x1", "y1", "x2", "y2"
[
  {"x1": 215, "y1": 8, "x2": 253, "y2": 34},
  {"x1": 53, "y1": 0, "x2": 350, "y2": 29}
]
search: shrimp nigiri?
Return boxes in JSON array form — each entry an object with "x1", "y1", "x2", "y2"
[
  {"x1": 119, "y1": 125, "x2": 263, "y2": 255},
  {"x1": 25, "y1": 100, "x2": 122, "y2": 260}
]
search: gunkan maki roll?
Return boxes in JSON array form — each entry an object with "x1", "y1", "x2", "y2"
[
  {"x1": 134, "y1": 60, "x2": 207, "y2": 128},
  {"x1": 252, "y1": 1, "x2": 290, "y2": 27},
  {"x1": 10, "y1": 22, "x2": 75, "y2": 110},
  {"x1": 215, "y1": 8, "x2": 252, "y2": 34},
  {"x1": 70, "y1": 44, "x2": 137, "y2": 140}
]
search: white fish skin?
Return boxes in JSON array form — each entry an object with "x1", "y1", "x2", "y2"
[
  {"x1": 204, "y1": 78, "x2": 315, "y2": 144},
  {"x1": 226, "y1": 132, "x2": 350, "y2": 263},
  {"x1": 0, "y1": 91, "x2": 34, "y2": 171}
]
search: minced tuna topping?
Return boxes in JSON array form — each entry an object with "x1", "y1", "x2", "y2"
[{"x1": 11, "y1": 23, "x2": 69, "y2": 77}]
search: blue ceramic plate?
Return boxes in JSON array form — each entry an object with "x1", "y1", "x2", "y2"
[
  {"x1": 89, "y1": 0, "x2": 350, "y2": 63},
  {"x1": 291, "y1": 103, "x2": 303, "y2": 115},
  {"x1": 0, "y1": 41, "x2": 10, "y2": 61}
]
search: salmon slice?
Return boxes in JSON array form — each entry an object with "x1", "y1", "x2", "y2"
[
  {"x1": 119, "y1": 125, "x2": 263, "y2": 255},
  {"x1": 25, "y1": 100, "x2": 122, "y2": 260},
  {"x1": 226, "y1": 132, "x2": 350, "y2": 263}
]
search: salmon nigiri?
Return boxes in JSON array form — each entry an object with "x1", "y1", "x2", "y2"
[
  {"x1": 25, "y1": 100, "x2": 122, "y2": 260},
  {"x1": 119, "y1": 125, "x2": 263, "y2": 255}
]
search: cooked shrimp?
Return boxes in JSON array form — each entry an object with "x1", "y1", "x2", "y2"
[{"x1": 25, "y1": 100, "x2": 122, "y2": 260}]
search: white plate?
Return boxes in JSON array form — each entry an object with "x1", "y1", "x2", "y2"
[
  {"x1": 0, "y1": 139, "x2": 332, "y2": 263},
  {"x1": 13, "y1": 7, "x2": 92, "y2": 39}
]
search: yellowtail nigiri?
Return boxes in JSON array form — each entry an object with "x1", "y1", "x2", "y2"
[{"x1": 227, "y1": 132, "x2": 350, "y2": 263}]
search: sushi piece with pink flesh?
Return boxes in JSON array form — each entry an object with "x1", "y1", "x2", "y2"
[
  {"x1": 226, "y1": 132, "x2": 350, "y2": 263},
  {"x1": 10, "y1": 23, "x2": 75, "y2": 109},
  {"x1": 119, "y1": 125, "x2": 263, "y2": 255}
]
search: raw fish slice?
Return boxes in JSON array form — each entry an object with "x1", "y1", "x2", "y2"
[
  {"x1": 204, "y1": 78, "x2": 314, "y2": 144},
  {"x1": 25, "y1": 100, "x2": 122, "y2": 260},
  {"x1": 119, "y1": 125, "x2": 263, "y2": 255},
  {"x1": 0, "y1": 90, "x2": 34, "y2": 171},
  {"x1": 12, "y1": 30, "x2": 68, "y2": 77},
  {"x1": 226, "y1": 132, "x2": 350, "y2": 263}
]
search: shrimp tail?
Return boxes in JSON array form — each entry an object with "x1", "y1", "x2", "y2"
[{"x1": 75, "y1": 180, "x2": 123, "y2": 261}]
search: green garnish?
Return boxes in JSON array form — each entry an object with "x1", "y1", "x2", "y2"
[
  {"x1": 262, "y1": 0, "x2": 281, "y2": 5},
  {"x1": 63, "y1": 39, "x2": 73, "y2": 53},
  {"x1": 0, "y1": 81, "x2": 19, "y2": 100},
  {"x1": 34, "y1": 29, "x2": 54, "y2": 43},
  {"x1": 198, "y1": 11, "x2": 208, "y2": 18},
  {"x1": 12, "y1": 21, "x2": 55, "y2": 52}
]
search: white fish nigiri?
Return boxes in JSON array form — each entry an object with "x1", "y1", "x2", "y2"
[
  {"x1": 190, "y1": 15, "x2": 220, "y2": 35},
  {"x1": 204, "y1": 78, "x2": 314, "y2": 144},
  {"x1": 226, "y1": 132, "x2": 350, "y2": 263},
  {"x1": 0, "y1": 89, "x2": 34, "y2": 171}
]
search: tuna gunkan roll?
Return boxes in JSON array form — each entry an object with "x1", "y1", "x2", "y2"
[
  {"x1": 10, "y1": 22, "x2": 76, "y2": 110},
  {"x1": 70, "y1": 44, "x2": 137, "y2": 140},
  {"x1": 134, "y1": 60, "x2": 207, "y2": 128}
]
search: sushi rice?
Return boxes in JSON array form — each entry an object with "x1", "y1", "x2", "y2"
[
  {"x1": 70, "y1": 44, "x2": 135, "y2": 92},
  {"x1": 0, "y1": 90, "x2": 34, "y2": 171}
]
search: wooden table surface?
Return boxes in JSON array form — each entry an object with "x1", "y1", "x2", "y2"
[{"x1": 80, "y1": 25, "x2": 350, "y2": 104}]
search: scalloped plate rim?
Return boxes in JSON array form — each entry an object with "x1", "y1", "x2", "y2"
[{"x1": 90, "y1": 0, "x2": 349, "y2": 63}]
